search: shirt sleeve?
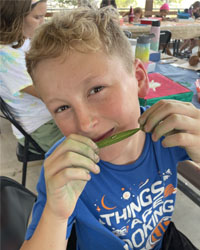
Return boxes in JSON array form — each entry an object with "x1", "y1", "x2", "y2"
[{"x1": 0, "y1": 47, "x2": 33, "y2": 97}]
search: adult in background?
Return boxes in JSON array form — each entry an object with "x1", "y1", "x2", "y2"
[
  {"x1": 0, "y1": 0, "x2": 64, "y2": 153},
  {"x1": 179, "y1": 1, "x2": 200, "y2": 55}
]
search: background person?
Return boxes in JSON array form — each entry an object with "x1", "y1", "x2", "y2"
[
  {"x1": 122, "y1": 6, "x2": 143, "y2": 22},
  {"x1": 156, "y1": 3, "x2": 170, "y2": 20},
  {"x1": 100, "y1": 0, "x2": 117, "y2": 8},
  {"x1": 133, "y1": 7, "x2": 143, "y2": 22},
  {"x1": 20, "y1": 7, "x2": 200, "y2": 250},
  {"x1": 0, "y1": 0, "x2": 64, "y2": 153},
  {"x1": 179, "y1": 1, "x2": 200, "y2": 55}
]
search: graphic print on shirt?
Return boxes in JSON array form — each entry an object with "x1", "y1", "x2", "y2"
[
  {"x1": 93, "y1": 169, "x2": 176, "y2": 249},
  {"x1": 0, "y1": 50, "x2": 19, "y2": 73}
]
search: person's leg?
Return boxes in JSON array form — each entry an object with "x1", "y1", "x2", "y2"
[
  {"x1": 179, "y1": 39, "x2": 190, "y2": 52},
  {"x1": 165, "y1": 45, "x2": 172, "y2": 56},
  {"x1": 18, "y1": 119, "x2": 64, "y2": 153},
  {"x1": 188, "y1": 38, "x2": 199, "y2": 52}
]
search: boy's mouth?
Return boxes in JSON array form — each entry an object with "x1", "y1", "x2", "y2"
[{"x1": 93, "y1": 128, "x2": 115, "y2": 142}]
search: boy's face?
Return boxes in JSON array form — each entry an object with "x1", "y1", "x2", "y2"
[{"x1": 34, "y1": 51, "x2": 147, "y2": 163}]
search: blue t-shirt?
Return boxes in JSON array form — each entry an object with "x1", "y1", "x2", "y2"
[{"x1": 26, "y1": 107, "x2": 189, "y2": 250}]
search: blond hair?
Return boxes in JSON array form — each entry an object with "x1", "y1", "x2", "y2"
[{"x1": 26, "y1": 7, "x2": 134, "y2": 79}]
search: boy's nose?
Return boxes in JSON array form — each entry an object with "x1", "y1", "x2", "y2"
[{"x1": 75, "y1": 107, "x2": 98, "y2": 133}]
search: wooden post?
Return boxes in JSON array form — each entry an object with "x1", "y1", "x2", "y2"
[{"x1": 145, "y1": 0, "x2": 154, "y2": 17}]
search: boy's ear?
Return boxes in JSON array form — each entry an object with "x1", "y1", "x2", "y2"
[{"x1": 134, "y1": 58, "x2": 149, "y2": 98}]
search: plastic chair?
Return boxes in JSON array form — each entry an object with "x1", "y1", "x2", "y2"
[
  {"x1": 159, "y1": 30, "x2": 172, "y2": 53},
  {"x1": 0, "y1": 176, "x2": 77, "y2": 250},
  {"x1": 0, "y1": 176, "x2": 37, "y2": 250},
  {"x1": 123, "y1": 30, "x2": 132, "y2": 38},
  {"x1": 0, "y1": 97, "x2": 45, "y2": 186}
]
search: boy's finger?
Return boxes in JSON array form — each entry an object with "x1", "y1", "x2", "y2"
[
  {"x1": 152, "y1": 114, "x2": 200, "y2": 141},
  {"x1": 49, "y1": 134, "x2": 99, "y2": 160},
  {"x1": 45, "y1": 151, "x2": 100, "y2": 177},
  {"x1": 68, "y1": 134, "x2": 99, "y2": 152},
  {"x1": 139, "y1": 100, "x2": 198, "y2": 132},
  {"x1": 47, "y1": 167, "x2": 90, "y2": 191},
  {"x1": 162, "y1": 133, "x2": 200, "y2": 149},
  {"x1": 46, "y1": 137, "x2": 99, "y2": 165}
]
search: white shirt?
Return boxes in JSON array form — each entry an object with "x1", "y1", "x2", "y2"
[{"x1": 0, "y1": 40, "x2": 52, "y2": 139}]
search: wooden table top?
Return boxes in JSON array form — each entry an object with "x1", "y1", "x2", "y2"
[{"x1": 121, "y1": 20, "x2": 200, "y2": 40}]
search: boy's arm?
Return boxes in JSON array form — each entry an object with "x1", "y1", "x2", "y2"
[
  {"x1": 20, "y1": 205, "x2": 68, "y2": 250},
  {"x1": 139, "y1": 99, "x2": 200, "y2": 163},
  {"x1": 20, "y1": 134, "x2": 100, "y2": 250}
]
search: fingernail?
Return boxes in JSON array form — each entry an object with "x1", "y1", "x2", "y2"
[
  {"x1": 95, "y1": 154, "x2": 100, "y2": 163},
  {"x1": 87, "y1": 173, "x2": 91, "y2": 181},
  {"x1": 144, "y1": 125, "x2": 149, "y2": 132},
  {"x1": 140, "y1": 124, "x2": 145, "y2": 131},
  {"x1": 95, "y1": 164, "x2": 100, "y2": 173},
  {"x1": 139, "y1": 117, "x2": 145, "y2": 125},
  {"x1": 94, "y1": 147, "x2": 99, "y2": 154}
]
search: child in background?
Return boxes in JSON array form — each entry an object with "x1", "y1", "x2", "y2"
[
  {"x1": 122, "y1": 7, "x2": 143, "y2": 22},
  {"x1": 20, "y1": 7, "x2": 200, "y2": 250},
  {"x1": 133, "y1": 7, "x2": 143, "y2": 22},
  {"x1": 0, "y1": 0, "x2": 64, "y2": 153},
  {"x1": 156, "y1": 3, "x2": 170, "y2": 20}
]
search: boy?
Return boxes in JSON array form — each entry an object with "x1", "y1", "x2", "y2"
[{"x1": 21, "y1": 7, "x2": 200, "y2": 250}]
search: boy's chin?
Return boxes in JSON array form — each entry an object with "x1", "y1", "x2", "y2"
[{"x1": 99, "y1": 143, "x2": 126, "y2": 164}]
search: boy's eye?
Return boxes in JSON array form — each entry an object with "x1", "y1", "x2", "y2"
[
  {"x1": 56, "y1": 105, "x2": 70, "y2": 113},
  {"x1": 89, "y1": 86, "x2": 104, "y2": 95},
  {"x1": 34, "y1": 15, "x2": 44, "y2": 20}
]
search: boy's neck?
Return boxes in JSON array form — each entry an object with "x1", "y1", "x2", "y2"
[{"x1": 108, "y1": 130, "x2": 146, "y2": 165}]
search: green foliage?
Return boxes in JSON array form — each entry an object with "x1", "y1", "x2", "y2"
[
  {"x1": 52, "y1": 0, "x2": 184, "y2": 9},
  {"x1": 116, "y1": 0, "x2": 137, "y2": 8},
  {"x1": 56, "y1": 0, "x2": 78, "y2": 7},
  {"x1": 153, "y1": 0, "x2": 163, "y2": 8},
  {"x1": 153, "y1": 0, "x2": 184, "y2": 8}
]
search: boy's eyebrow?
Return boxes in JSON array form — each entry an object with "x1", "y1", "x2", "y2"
[
  {"x1": 44, "y1": 73, "x2": 107, "y2": 105},
  {"x1": 82, "y1": 75, "x2": 104, "y2": 85},
  {"x1": 45, "y1": 97, "x2": 67, "y2": 105}
]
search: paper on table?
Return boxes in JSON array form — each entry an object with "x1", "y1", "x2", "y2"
[{"x1": 171, "y1": 61, "x2": 200, "y2": 71}]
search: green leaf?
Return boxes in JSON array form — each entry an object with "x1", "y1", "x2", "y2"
[{"x1": 96, "y1": 127, "x2": 141, "y2": 148}]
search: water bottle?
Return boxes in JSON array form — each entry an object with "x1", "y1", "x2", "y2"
[
  {"x1": 135, "y1": 34, "x2": 151, "y2": 63},
  {"x1": 150, "y1": 20, "x2": 160, "y2": 51}
]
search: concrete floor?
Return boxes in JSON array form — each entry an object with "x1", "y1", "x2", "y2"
[{"x1": 1, "y1": 116, "x2": 200, "y2": 248}]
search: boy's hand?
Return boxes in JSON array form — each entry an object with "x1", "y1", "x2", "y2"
[
  {"x1": 139, "y1": 100, "x2": 200, "y2": 163},
  {"x1": 44, "y1": 134, "x2": 100, "y2": 221}
]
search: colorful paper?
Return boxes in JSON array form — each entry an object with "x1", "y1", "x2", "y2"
[{"x1": 139, "y1": 73, "x2": 193, "y2": 106}]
